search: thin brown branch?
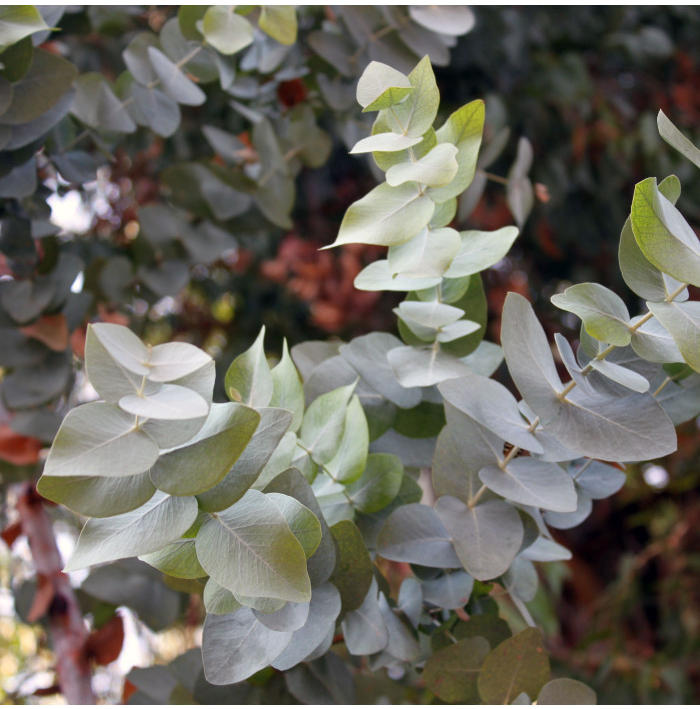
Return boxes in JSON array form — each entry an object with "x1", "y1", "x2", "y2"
[{"x1": 14, "y1": 483, "x2": 95, "y2": 704}]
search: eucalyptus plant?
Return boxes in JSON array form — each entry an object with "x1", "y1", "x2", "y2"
[{"x1": 32, "y1": 49, "x2": 700, "y2": 704}]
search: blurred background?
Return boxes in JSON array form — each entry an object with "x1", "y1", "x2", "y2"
[{"x1": 1, "y1": 5, "x2": 699, "y2": 704}]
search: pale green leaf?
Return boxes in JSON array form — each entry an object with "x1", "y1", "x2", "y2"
[
  {"x1": 272, "y1": 583, "x2": 342, "y2": 670},
  {"x1": 551, "y1": 283, "x2": 631, "y2": 346},
  {"x1": 270, "y1": 339, "x2": 304, "y2": 432},
  {"x1": 631, "y1": 177, "x2": 700, "y2": 288},
  {"x1": 506, "y1": 137, "x2": 534, "y2": 228},
  {"x1": 355, "y1": 258, "x2": 442, "y2": 291},
  {"x1": 65, "y1": 492, "x2": 198, "y2": 571},
  {"x1": 648, "y1": 301, "x2": 700, "y2": 373},
  {"x1": 325, "y1": 396, "x2": 369, "y2": 483},
  {"x1": 501, "y1": 293, "x2": 563, "y2": 422},
  {"x1": 225, "y1": 327, "x2": 273, "y2": 407},
  {"x1": 147, "y1": 341, "x2": 213, "y2": 382},
  {"x1": 537, "y1": 678, "x2": 597, "y2": 705},
  {"x1": 346, "y1": 452, "x2": 403, "y2": 514},
  {"x1": 341, "y1": 579, "x2": 389, "y2": 655},
  {"x1": 263, "y1": 467, "x2": 337, "y2": 588},
  {"x1": 266, "y1": 492, "x2": 322, "y2": 559},
  {"x1": 0, "y1": 6, "x2": 49, "y2": 52},
  {"x1": 44, "y1": 402, "x2": 159, "y2": 478},
  {"x1": 423, "y1": 637, "x2": 489, "y2": 703},
  {"x1": 119, "y1": 384, "x2": 209, "y2": 420},
  {"x1": 363, "y1": 86, "x2": 414, "y2": 112},
  {"x1": 657, "y1": 109, "x2": 700, "y2": 169},
  {"x1": 408, "y1": 5, "x2": 475, "y2": 36},
  {"x1": 588, "y1": 358, "x2": 650, "y2": 393},
  {"x1": 0, "y1": 49, "x2": 76, "y2": 125},
  {"x1": 422, "y1": 570, "x2": 474, "y2": 610},
  {"x1": 435, "y1": 496, "x2": 524, "y2": 581},
  {"x1": 385, "y1": 143, "x2": 458, "y2": 187},
  {"x1": 545, "y1": 388, "x2": 676, "y2": 462},
  {"x1": 328, "y1": 519, "x2": 374, "y2": 612},
  {"x1": 477, "y1": 628, "x2": 550, "y2": 704},
  {"x1": 253, "y1": 599, "x2": 309, "y2": 632},
  {"x1": 147, "y1": 47, "x2": 206, "y2": 106},
  {"x1": 259, "y1": 5, "x2": 297, "y2": 45},
  {"x1": 203, "y1": 578, "x2": 243, "y2": 615},
  {"x1": 384, "y1": 55, "x2": 439, "y2": 138},
  {"x1": 202, "y1": 607, "x2": 292, "y2": 685},
  {"x1": 197, "y1": 408, "x2": 296, "y2": 512},
  {"x1": 85, "y1": 324, "x2": 159, "y2": 403},
  {"x1": 438, "y1": 374, "x2": 544, "y2": 454},
  {"x1": 356, "y1": 61, "x2": 411, "y2": 109},
  {"x1": 139, "y1": 538, "x2": 206, "y2": 579},
  {"x1": 619, "y1": 182, "x2": 687, "y2": 303},
  {"x1": 330, "y1": 182, "x2": 435, "y2": 248},
  {"x1": 196, "y1": 489, "x2": 310, "y2": 602},
  {"x1": 37, "y1": 471, "x2": 155, "y2": 518},
  {"x1": 444, "y1": 226, "x2": 519, "y2": 278},
  {"x1": 387, "y1": 226, "x2": 461, "y2": 279},
  {"x1": 479, "y1": 458, "x2": 577, "y2": 512},
  {"x1": 630, "y1": 315, "x2": 684, "y2": 363},
  {"x1": 200, "y1": 6, "x2": 254, "y2": 55},
  {"x1": 340, "y1": 332, "x2": 422, "y2": 408},
  {"x1": 350, "y1": 132, "x2": 422, "y2": 154},
  {"x1": 299, "y1": 382, "x2": 355, "y2": 464},
  {"x1": 429, "y1": 99, "x2": 485, "y2": 203},
  {"x1": 387, "y1": 344, "x2": 471, "y2": 387},
  {"x1": 569, "y1": 459, "x2": 626, "y2": 500},
  {"x1": 150, "y1": 403, "x2": 260, "y2": 496},
  {"x1": 376, "y1": 503, "x2": 461, "y2": 568}
]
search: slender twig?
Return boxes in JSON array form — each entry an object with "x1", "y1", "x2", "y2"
[{"x1": 14, "y1": 483, "x2": 95, "y2": 704}]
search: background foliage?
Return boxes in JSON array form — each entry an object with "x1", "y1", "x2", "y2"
[{"x1": 0, "y1": 4, "x2": 699, "y2": 704}]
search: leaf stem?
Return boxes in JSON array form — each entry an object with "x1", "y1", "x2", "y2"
[
  {"x1": 557, "y1": 280, "x2": 689, "y2": 401},
  {"x1": 479, "y1": 169, "x2": 508, "y2": 186}
]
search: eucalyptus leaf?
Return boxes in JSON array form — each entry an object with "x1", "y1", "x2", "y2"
[
  {"x1": 479, "y1": 458, "x2": 577, "y2": 512},
  {"x1": 200, "y1": 7, "x2": 254, "y2": 55},
  {"x1": 341, "y1": 579, "x2": 389, "y2": 655},
  {"x1": 202, "y1": 607, "x2": 292, "y2": 685},
  {"x1": 439, "y1": 374, "x2": 544, "y2": 454},
  {"x1": 385, "y1": 143, "x2": 459, "y2": 187},
  {"x1": 330, "y1": 182, "x2": 435, "y2": 248},
  {"x1": 387, "y1": 225, "x2": 461, "y2": 279},
  {"x1": 139, "y1": 538, "x2": 206, "y2": 579},
  {"x1": 422, "y1": 569, "x2": 474, "y2": 610},
  {"x1": 477, "y1": 627, "x2": 550, "y2": 705},
  {"x1": 225, "y1": 327, "x2": 273, "y2": 407},
  {"x1": 266, "y1": 492, "x2": 322, "y2": 559},
  {"x1": 150, "y1": 403, "x2": 260, "y2": 496},
  {"x1": 270, "y1": 339, "x2": 304, "y2": 432},
  {"x1": 376, "y1": 503, "x2": 461, "y2": 568},
  {"x1": 444, "y1": 226, "x2": 519, "y2": 278},
  {"x1": 37, "y1": 471, "x2": 155, "y2": 519},
  {"x1": 356, "y1": 61, "x2": 411, "y2": 108},
  {"x1": 388, "y1": 344, "x2": 471, "y2": 387},
  {"x1": 65, "y1": 492, "x2": 199, "y2": 572},
  {"x1": 551, "y1": 283, "x2": 632, "y2": 346},
  {"x1": 350, "y1": 132, "x2": 423, "y2": 154},
  {"x1": 423, "y1": 636, "x2": 489, "y2": 704},
  {"x1": 340, "y1": 332, "x2": 422, "y2": 408},
  {"x1": 299, "y1": 382, "x2": 355, "y2": 464},
  {"x1": 657, "y1": 109, "x2": 700, "y2": 169},
  {"x1": 435, "y1": 496, "x2": 524, "y2": 581},
  {"x1": 631, "y1": 177, "x2": 700, "y2": 288},
  {"x1": 648, "y1": 301, "x2": 700, "y2": 373},
  {"x1": 197, "y1": 408, "x2": 292, "y2": 512},
  {"x1": 43, "y1": 402, "x2": 159, "y2": 478},
  {"x1": 195, "y1": 489, "x2": 311, "y2": 603}
]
